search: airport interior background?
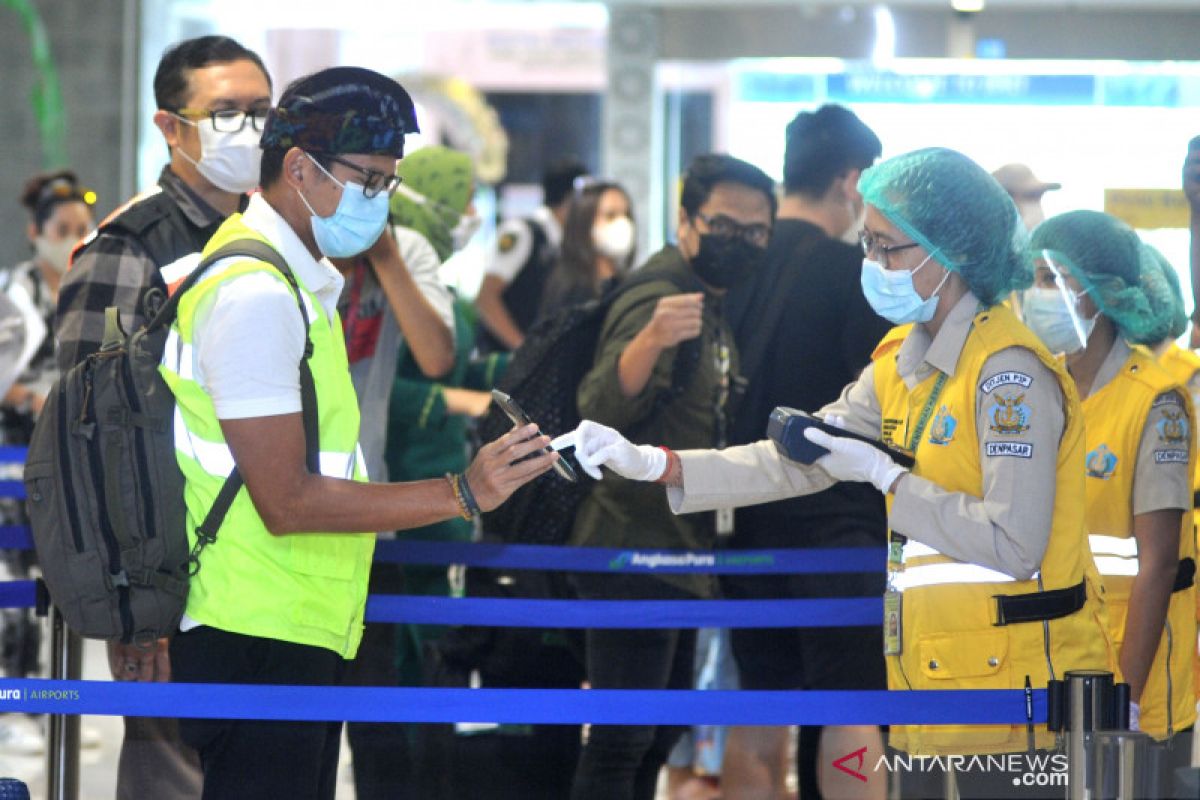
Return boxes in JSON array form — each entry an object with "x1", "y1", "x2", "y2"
[{"x1": 2, "y1": 0, "x2": 1200, "y2": 796}]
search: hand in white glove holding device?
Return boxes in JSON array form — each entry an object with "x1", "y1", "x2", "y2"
[
  {"x1": 802, "y1": 426, "x2": 908, "y2": 494},
  {"x1": 551, "y1": 420, "x2": 667, "y2": 481}
]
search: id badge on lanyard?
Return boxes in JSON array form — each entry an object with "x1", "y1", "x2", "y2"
[{"x1": 884, "y1": 534, "x2": 905, "y2": 656}]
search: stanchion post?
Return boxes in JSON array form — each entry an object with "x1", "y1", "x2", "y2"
[
  {"x1": 46, "y1": 606, "x2": 80, "y2": 800},
  {"x1": 1063, "y1": 670, "x2": 1118, "y2": 800}
]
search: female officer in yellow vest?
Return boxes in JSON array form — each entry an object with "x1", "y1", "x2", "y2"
[
  {"x1": 558, "y1": 148, "x2": 1110, "y2": 795},
  {"x1": 1146, "y1": 246, "x2": 1200, "y2": 705},
  {"x1": 1017, "y1": 214, "x2": 1195, "y2": 753},
  {"x1": 1023, "y1": 213, "x2": 1195, "y2": 751}
]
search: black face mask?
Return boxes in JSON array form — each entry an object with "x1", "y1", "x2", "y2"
[{"x1": 690, "y1": 234, "x2": 766, "y2": 290}]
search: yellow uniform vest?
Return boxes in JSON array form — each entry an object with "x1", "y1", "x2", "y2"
[
  {"x1": 1088, "y1": 345, "x2": 1197, "y2": 739},
  {"x1": 159, "y1": 216, "x2": 375, "y2": 658},
  {"x1": 1157, "y1": 344, "x2": 1200, "y2": 700},
  {"x1": 872, "y1": 304, "x2": 1110, "y2": 755}
]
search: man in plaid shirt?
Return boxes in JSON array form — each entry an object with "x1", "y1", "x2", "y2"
[{"x1": 54, "y1": 35, "x2": 272, "y2": 800}]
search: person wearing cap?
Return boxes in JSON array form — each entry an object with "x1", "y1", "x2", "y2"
[
  {"x1": 1023, "y1": 215, "x2": 1195, "y2": 772},
  {"x1": 161, "y1": 66, "x2": 558, "y2": 799},
  {"x1": 560, "y1": 148, "x2": 1110, "y2": 797},
  {"x1": 992, "y1": 162, "x2": 1061, "y2": 231}
]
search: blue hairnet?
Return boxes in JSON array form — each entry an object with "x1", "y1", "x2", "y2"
[
  {"x1": 1030, "y1": 210, "x2": 1174, "y2": 345},
  {"x1": 1141, "y1": 244, "x2": 1189, "y2": 341},
  {"x1": 858, "y1": 147, "x2": 1032, "y2": 306}
]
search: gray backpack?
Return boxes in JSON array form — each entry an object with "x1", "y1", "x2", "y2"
[{"x1": 23, "y1": 239, "x2": 317, "y2": 643}]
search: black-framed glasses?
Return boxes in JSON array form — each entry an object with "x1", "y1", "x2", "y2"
[
  {"x1": 313, "y1": 153, "x2": 402, "y2": 199},
  {"x1": 174, "y1": 106, "x2": 271, "y2": 133},
  {"x1": 695, "y1": 212, "x2": 770, "y2": 248},
  {"x1": 859, "y1": 230, "x2": 920, "y2": 267}
]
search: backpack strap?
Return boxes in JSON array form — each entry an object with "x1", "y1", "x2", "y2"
[{"x1": 155, "y1": 239, "x2": 321, "y2": 574}]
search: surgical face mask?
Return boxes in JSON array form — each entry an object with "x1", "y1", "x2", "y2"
[
  {"x1": 34, "y1": 236, "x2": 75, "y2": 274},
  {"x1": 860, "y1": 252, "x2": 949, "y2": 325},
  {"x1": 593, "y1": 216, "x2": 635, "y2": 262},
  {"x1": 173, "y1": 117, "x2": 262, "y2": 194},
  {"x1": 451, "y1": 213, "x2": 482, "y2": 252},
  {"x1": 690, "y1": 234, "x2": 766, "y2": 290},
  {"x1": 1021, "y1": 287, "x2": 1095, "y2": 355},
  {"x1": 297, "y1": 154, "x2": 390, "y2": 258}
]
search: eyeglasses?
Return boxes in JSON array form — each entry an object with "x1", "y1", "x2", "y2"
[
  {"x1": 694, "y1": 213, "x2": 771, "y2": 248},
  {"x1": 311, "y1": 153, "x2": 402, "y2": 199},
  {"x1": 174, "y1": 106, "x2": 271, "y2": 133},
  {"x1": 859, "y1": 230, "x2": 920, "y2": 267}
]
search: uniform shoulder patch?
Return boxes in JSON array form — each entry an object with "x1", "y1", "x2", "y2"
[
  {"x1": 1156, "y1": 406, "x2": 1189, "y2": 447},
  {"x1": 981, "y1": 371, "x2": 1033, "y2": 394},
  {"x1": 986, "y1": 442, "x2": 1033, "y2": 458},
  {"x1": 988, "y1": 392, "x2": 1031, "y2": 435}
]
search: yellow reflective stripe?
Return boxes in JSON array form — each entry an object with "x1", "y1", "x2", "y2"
[
  {"x1": 173, "y1": 407, "x2": 236, "y2": 476},
  {"x1": 893, "y1": 562, "x2": 1018, "y2": 591},
  {"x1": 1089, "y1": 534, "x2": 1138, "y2": 558},
  {"x1": 175, "y1": 407, "x2": 358, "y2": 480},
  {"x1": 902, "y1": 541, "x2": 940, "y2": 559},
  {"x1": 1093, "y1": 556, "x2": 1140, "y2": 577}
]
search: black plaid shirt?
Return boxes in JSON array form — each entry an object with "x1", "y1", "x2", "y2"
[{"x1": 55, "y1": 167, "x2": 226, "y2": 370}]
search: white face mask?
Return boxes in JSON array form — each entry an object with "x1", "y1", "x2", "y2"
[
  {"x1": 593, "y1": 216, "x2": 635, "y2": 262},
  {"x1": 34, "y1": 236, "x2": 75, "y2": 274},
  {"x1": 174, "y1": 117, "x2": 263, "y2": 194}
]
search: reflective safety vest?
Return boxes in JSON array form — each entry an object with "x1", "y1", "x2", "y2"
[
  {"x1": 873, "y1": 303, "x2": 1110, "y2": 756},
  {"x1": 158, "y1": 215, "x2": 375, "y2": 659},
  {"x1": 1085, "y1": 345, "x2": 1196, "y2": 740},
  {"x1": 1156, "y1": 344, "x2": 1200, "y2": 701}
]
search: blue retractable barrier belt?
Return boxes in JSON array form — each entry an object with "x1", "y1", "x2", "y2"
[
  {"x1": 365, "y1": 595, "x2": 883, "y2": 628},
  {"x1": 376, "y1": 540, "x2": 884, "y2": 574},
  {"x1": 0, "y1": 527, "x2": 33, "y2": 550},
  {"x1": 0, "y1": 679, "x2": 1046, "y2": 726},
  {"x1": 0, "y1": 581, "x2": 36, "y2": 609}
]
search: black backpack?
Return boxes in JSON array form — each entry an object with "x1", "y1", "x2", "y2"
[
  {"x1": 23, "y1": 239, "x2": 317, "y2": 644},
  {"x1": 476, "y1": 270, "x2": 701, "y2": 545}
]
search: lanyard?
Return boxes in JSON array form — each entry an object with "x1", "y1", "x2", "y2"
[{"x1": 904, "y1": 371, "x2": 948, "y2": 453}]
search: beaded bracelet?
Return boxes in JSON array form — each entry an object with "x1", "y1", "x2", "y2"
[
  {"x1": 445, "y1": 473, "x2": 472, "y2": 520},
  {"x1": 456, "y1": 472, "x2": 482, "y2": 517}
]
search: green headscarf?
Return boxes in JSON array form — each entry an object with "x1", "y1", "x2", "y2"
[{"x1": 389, "y1": 146, "x2": 474, "y2": 261}]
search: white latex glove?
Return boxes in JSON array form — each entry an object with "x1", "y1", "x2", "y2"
[
  {"x1": 1129, "y1": 701, "x2": 1140, "y2": 732},
  {"x1": 551, "y1": 420, "x2": 667, "y2": 482},
  {"x1": 803, "y1": 427, "x2": 907, "y2": 494}
]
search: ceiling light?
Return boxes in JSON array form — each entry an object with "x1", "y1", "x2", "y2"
[{"x1": 951, "y1": 0, "x2": 985, "y2": 11}]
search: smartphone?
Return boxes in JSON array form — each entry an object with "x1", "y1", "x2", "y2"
[
  {"x1": 767, "y1": 407, "x2": 916, "y2": 469},
  {"x1": 491, "y1": 390, "x2": 578, "y2": 482}
]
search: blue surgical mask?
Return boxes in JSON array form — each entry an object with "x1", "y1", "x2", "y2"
[
  {"x1": 297, "y1": 153, "x2": 390, "y2": 258},
  {"x1": 860, "y1": 252, "x2": 949, "y2": 325},
  {"x1": 1021, "y1": 287, "x2": 1095, "y2": 355}
]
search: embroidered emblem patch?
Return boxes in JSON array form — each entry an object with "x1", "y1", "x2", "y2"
[
  {"x1": 988, "y1": 393, "x2": 1031, "y2": 435},
  {"x1": 927, "y1": 405, "x2": 957, "y2": 446},
  {"x1": 1086, "y1": 444, "x2": 1118, "y2": 479},
  {"x1": 1154, "y1": 449, "x2": 1189, "y2": 465},
  {"x1": 1157, "y1": 408, "x2": 1189, "y2": 446}
]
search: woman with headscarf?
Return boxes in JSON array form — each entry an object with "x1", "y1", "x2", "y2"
[
  {"x1": 1022, "y1": 213, "x2": 1194, "y2": 775},
  {"x1": 558, "y1": 148, "x2": 1111, "y2": 798}
]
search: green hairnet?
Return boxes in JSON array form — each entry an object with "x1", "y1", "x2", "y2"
[
  {"x1": 1030, "y1": 210, "x2": 1173, "y2": 345},
  {"x1": 389, "y1": 146, "x2": 474, "y2": 261},
  {"x1": 1141, "y1": 244, "x2": 1189, "y2": 340},
  {"x1": 858, "y1": 147, "x2": 1032, "y2": 306}
]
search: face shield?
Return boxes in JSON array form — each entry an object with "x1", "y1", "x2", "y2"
[{"x1": 1019, "y1": 251, "x2": 1093, "y2": 355}]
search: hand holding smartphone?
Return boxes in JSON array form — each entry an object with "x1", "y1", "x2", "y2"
[{"x1": 490, "y1": 390, "x2": 579, "y2": 482}]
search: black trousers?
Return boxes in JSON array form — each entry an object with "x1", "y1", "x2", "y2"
[
  {"x1": 170, "y1": 626, "x2": 344, "y2": 800},
  {"x1": 569, "y1": 574, "x2": 697, "y2": 800}
]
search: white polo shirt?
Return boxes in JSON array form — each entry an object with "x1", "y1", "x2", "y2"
[{"x1": 191, "y1": 193, "x2": 345, "y2": 421}]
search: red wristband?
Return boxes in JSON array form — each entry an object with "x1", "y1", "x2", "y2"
[{"x1": 655, "y1": 446, "x2": 679, "y2": 484}]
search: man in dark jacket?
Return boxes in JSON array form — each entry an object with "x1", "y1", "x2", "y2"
[
  {"x1": 570, "y1": 153, "x2": 775, "y2": 800},
  {"x1": 722, "y1": 105, "x2": 892, "y2": 800}
]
